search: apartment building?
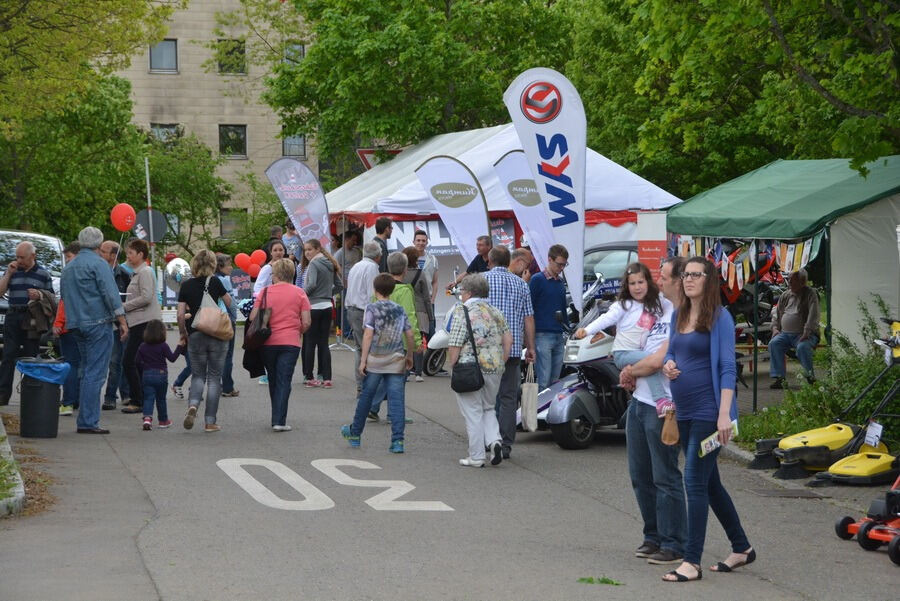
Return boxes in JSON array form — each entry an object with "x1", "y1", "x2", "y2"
[{"x1": 117, "y1": 0, "x2": 314, "y2": 238}]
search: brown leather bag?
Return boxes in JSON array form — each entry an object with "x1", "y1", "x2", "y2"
[{"x1": 661, "y1": 408, "x2": 679, "y2": 445}]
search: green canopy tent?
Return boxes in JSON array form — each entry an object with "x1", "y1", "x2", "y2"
[{"x1": 667, "y1": 156, "x2": 900, "y2": 408}]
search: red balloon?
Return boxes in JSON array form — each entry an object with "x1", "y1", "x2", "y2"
[
  {"x1": 164, "y1": 253, "x2": 177, "y2": 263},
  {"x1": 250, "y1": 249, "x2": 267, "y2": 266},
  {"x1": 234, "y1": 252, "x2": 251, "y2": 271},
  {"x1": 247, "y1": 263, "x2": 261, "y2": 278},
  {"x1": 110, "y1": 203, "x2": 137, "y2": 232}
]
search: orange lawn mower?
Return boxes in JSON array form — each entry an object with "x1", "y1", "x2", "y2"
[{"x1": 835, "y1": 473, "x2": 900, "y2": 565}]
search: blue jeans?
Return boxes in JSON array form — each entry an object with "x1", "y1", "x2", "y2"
[
  {"x1": 104, "y1": 329, "x2": 129, "y2": 402},
  {"x1": 626, "y1": 400, "x2": 686, "y2": 554},
  {"x1": 174, "y1": 352, "x2": 191, "y2": 387},
  {"x1": 187, "y1": 331, "x2": 228, "y2": 425},
  {"x1": 678, "y1": 419, "x2": 750, "y2": 564},
  {"x1": 535, "y1": 331, "x2": 565, "y2": 390},
  {"x1": 352, "y1": 371, "x2": 406, "y2": 443},
  {"x1": 72, "y1": 323, "x2": 114, "y2": 430},
  {"x1": 615, "y1": 350, "x2": 668, "y2": 401},
  {"x1": 262, "y1": 345, "x2": 300, "y2": 427},
  {"x1": 58, "y1": 332, "x2": 81, "y2": 408},
  {"x1": 141, "y1": 369, "x2": 169, "y2": 421},
  {"x1": 769, "y1": 332, "x2": 817, "y2": 378},
  {"x1": 222, "y1": 325, "x2": 236, "y2": 393}
]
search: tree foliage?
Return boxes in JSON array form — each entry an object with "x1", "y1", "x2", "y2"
[{"x1": 0, "y1": 0, "x2": 185, "y2": 134}]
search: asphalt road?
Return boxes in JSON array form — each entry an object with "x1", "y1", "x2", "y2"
[{"x1": 0, "y1": 336, "x2": 896, "y2": 601}]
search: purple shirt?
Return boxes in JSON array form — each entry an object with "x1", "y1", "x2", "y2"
[{"x1": 136, "y1": 342, "x2": 184, "y2": 372}]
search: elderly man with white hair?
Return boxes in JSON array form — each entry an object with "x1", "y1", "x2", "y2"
[
  {"x1": 0, "y1": 240, "x2": 55, "y2": 404},
  {"x1": 60, "y1": 227, "x2": 129, "y2": 433},
  {"x1": 769, "y1": 268, "x2": 820, "y2": 388},
  {"x1": 345, "y1": 241, "x2": 382, "y2": 392}
]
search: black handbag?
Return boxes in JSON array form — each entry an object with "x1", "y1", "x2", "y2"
[
  {"x1": 243, "y1": 287, "x2": 272, "y2": 351},
  {"x1": 450, "y1": 305, "x2": 485, "y2": 393}
]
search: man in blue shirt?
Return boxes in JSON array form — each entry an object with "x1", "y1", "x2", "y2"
[
  {"x1": 61, "y1": 227, "x2": 129, "y2": 433},
  {"x1": 485, "y1": 246, "x2": 534, "y2": 459},
  {"x1": 529, "y1": 244, "x2": 569, "y2": 390},
  {"x1": 0, "y1": 241, "x2": 55, "y2": 404}
]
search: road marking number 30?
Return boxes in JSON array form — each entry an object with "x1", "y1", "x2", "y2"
[{"x1": 217, "y1": 458, "x2": 453, "y2": 512}]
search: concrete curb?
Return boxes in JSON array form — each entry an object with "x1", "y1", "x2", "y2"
[{"x1": 0, "y1": 413, "x2": 26, "y2": 517}]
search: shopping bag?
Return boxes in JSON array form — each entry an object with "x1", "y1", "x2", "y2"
[{"x1": 520, "y1": 363, "x2": 538, "y2": 432}]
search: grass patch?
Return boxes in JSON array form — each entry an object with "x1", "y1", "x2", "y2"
[
  {"x1": 577, "y1": 576, "x2": 623, "y2": 586},
  {"x1": 0, "y1": 455, "x2": 18, "y2": 501}
]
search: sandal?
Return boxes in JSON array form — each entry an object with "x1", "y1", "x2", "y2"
[
  {"x1": 711, "y1": 548, "x2": 756, "y2": 572},
  {"x1": 662, "y1": 562, "x2": 702, "y2": 583}
]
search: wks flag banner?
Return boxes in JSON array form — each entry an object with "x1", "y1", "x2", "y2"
[
  {"x1": 415, "y1": 156, "x2": 489, "y2": 265},
  {"x1": 265, "y1": 158, "x2": 331, "y2": 249},
  {"x1": 504, "y1": 68, "x2": 587, "y2": 311},
  {"x1": 493, "y1": 149, "x2": 554, "y2": 271}
]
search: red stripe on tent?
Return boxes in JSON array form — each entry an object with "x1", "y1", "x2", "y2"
[{"x1": 585, "y1": 210, "x2": 637, "y2": 227}]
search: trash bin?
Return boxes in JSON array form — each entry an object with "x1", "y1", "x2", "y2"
[{"x1": 17, "y1": 358, "x2": 70, "y2": 439}]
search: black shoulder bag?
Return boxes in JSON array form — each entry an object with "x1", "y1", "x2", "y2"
[
  {"x1": 243, "y1": 287, "x2": 272, "y2": 351},
  {"x1": 450, "y1": 305, "x2": 485, "y2": 393}
]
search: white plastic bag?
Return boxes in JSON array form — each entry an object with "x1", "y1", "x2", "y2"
[{"x1": 521, "y1": 363, "x2": 538, "y2": 432}]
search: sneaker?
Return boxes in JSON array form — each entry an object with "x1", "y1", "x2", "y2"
[
  {"x1": 272, "y1": 425, "x2": 292, "y2": 432},
  {"x1": 204, "y1": 423, "x2": 221, "y2": 433},
  {"x1": 647, "y1": 549, "x2": 683, "y2": 565},
  {"x1": 490, "y1": 441, "x2": 503, "y2": 466},
  {"x1": 415, "y1": 375, "x2": 424, "y2": 383},
  {"x1": 171, "y1": 385, "x2": 184, "y2": 400},
  {"x1": 102, "y1": 401, "x2": 116, "y2": 411},
  {"x1": 459, "y1": 457, "x2": 485, "y2": 468},
  {"x1": 59, "y1": 405, "x2": 73, "y2": 416},
  {"x1": 635, "y1": 541, "x2": 660, "y2": 558},
  {"x1": 322, "y1": 380, "x2": 333, "y2": 388},
  {"x1": 366, "y1": 410, "x2": 380, "y2": 422},
  {"x1": 221, "y1": 390, "x2": 240, "y2": 397},
  {"x1": 183, "y1": 405, "x2": 198, "y2": 430},
  {"x1": 259, "y1": 375, "x2": 269, "y2": 385},
  {"x1": 121, "y1": 404, "x2": 142, "y2": 414},
  {"x1": 389, "y1": 440, "x2": 404, "y2": 454},
  {"x1": 157, "y1": 420, "x2": 173, "y2": 429},
  {"x1": 142, "y1": 417, "x2": 152, "y2": 431},
  {"x1": 769, "y1": 377, "x2": 785, "y2": 390},
  {"x1": 304, "y1": 379, "x2": 321, "y2": 388},
  {"x1": 341, "y1": 424, "x2": 360, "y2": 447}
]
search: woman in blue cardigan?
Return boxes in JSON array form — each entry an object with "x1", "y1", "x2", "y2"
[{"x1": 661, "y1": 257, "x2": 754, "y2": 582}]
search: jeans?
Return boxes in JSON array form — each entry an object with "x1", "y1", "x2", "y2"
[
  {"x1": 58, "y1": 332, "x2": 81, "y2": 408},
  {"x1": 615, "y1": 350, "x2": 668, "y2": 401},
  {"x1": 534, "y1": 331, "x2": 565, "y2": 391},
  {"x1": 222, "y1": 323, "x2": 236, "y2": 393},
  {"x1": 187, "y1": 331, "x2": 228, "y2": 425},
  {"x1": 174, "y1": 352, "x2": 191, "y2": 387},
  {"x1": 626, "y1": 400, "x2": 686, "y2": 554},
  {"x1": 72, "y1": 323, "x2": 114, "y2": 430},
  {"x1": 351, "y1": 371, "x2": 406, "y2": 443},
  {"x1": 769, "y1": 332, "x2": 818, "y2": 378},
  {"x1": 455, "y1": 371, "x2": 502, "y2": 461},
  {"x1": 104, "y1": 329, "x2": 129, "y2": 402},
  {"x1": 303, "y1": 308, "x2": 332, "y2": 380},
  {"x1": 495, "y1": 357, "x2": 521, "y2": 453},
  {"x1": 0, "y1": 311, "x2": 40, "y2": 400},
  {"x1": 678, "y1": 419, "x2": 750, "y2": 564},
  {"x1": 262, "y1": 345, "x2": 300, "y2": 427},
  {"x1": 346, "y1": 307, "x2": 365, "y2": 389},
  {"x1": 123, "y1": 321, "x2": 148, "y2": 405},
  {"x1": 141, "y1": 369, "x2": 169, "y2": 421}
]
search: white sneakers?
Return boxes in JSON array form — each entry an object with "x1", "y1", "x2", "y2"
[
  {"x1": 459, "y1": 457, "x2": 485, "y2": 468},
  {"x1": 272, "y1": 425, "x2": 292, "y2": 432}
]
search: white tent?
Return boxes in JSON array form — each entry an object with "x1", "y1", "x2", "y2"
[{"x1": 327, "y1": 123, "x2": 680, "y2": 215}]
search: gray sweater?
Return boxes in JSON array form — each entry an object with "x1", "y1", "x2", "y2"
[{"x1": 303, "y1": 256, "x2": 335, "y2": 305}]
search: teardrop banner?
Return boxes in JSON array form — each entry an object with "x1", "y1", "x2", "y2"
[
  {"x1": 493, "y1": 149, "x2": 555, "y2": 271},
  {"x1": 504, "y1": 68, "x2": 587, "y2": 311},
  {"x1": 415, "y1": 155, "x2": 489, "y2": 265},
  {"x1": 265, "y1": 157, "x2": 331, "y2": 250}
]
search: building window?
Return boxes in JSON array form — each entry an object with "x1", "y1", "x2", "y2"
[
  {"x1": 282, "y1": 132, "x2": 306, "y2": 158},
  {"x1": 220, "y1": 208, "x2": 246, "y2": 239},
  {"x1": 283, "y1": 42, "x2": 305, "y2": 65},
  {"x1": 150, "y1": 123, "x2": 178, "y2": 140},
  {"x1": 217, "y1": 39, "x2": 246, "y2": 74},
  {"x1": 219, "y1": 125, "x2": 247, "y2": 158},
  {"x1": 149, "y1": 39, "x2": 177, "y2": 72}
]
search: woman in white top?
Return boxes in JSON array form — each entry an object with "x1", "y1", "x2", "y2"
[{"x1": 253, "y1": 240, "x2": 286, "y2": 297}]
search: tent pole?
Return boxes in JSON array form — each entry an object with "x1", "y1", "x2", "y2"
[
  {"x1": 752, "y1": 255, "x2": 759, "y2": 413},
  {"x1": 825, "y1": 225, "x2": 832, "y2": 346}
]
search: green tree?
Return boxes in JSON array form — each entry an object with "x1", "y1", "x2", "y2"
[{"x1": 0, "y1": 0, "x2": 185, "y2": 134}]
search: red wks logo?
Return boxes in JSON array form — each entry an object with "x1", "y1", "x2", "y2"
[{"x1": 520, "y1": 81, "x2": 562, "y2": 123}]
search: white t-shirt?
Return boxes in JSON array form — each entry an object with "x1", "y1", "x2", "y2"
[
  {"x1": 585, "y1": 296, "x2": 673, "y2": 353},
  {"x1": 631, "y1": 299, "x2": 674, "y2": 407}
]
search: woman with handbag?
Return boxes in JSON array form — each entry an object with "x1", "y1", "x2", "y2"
[
  {"x1": 177, "y1": 249, "x2": 232, "y2": 433},
  {"x1": 661, "y1": 257, "x2": 753, "y2": 582},
  {"x1": 249, "y1": 258, "x2": 311, "y2": 431},
  {"x1": 447, "y1": 274, "x2": 512, "y2": 468},
  {"x1": 120, "y1": 239, "x2": 162, "y2": 414}
]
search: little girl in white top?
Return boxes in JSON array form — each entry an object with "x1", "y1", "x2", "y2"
[{"x1": 575, "y1": 262, "x2": 673, "y2": 413}]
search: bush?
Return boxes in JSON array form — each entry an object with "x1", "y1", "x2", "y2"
[{"x1": 737, "y1": 295, "x2": 898, "y2": 447}]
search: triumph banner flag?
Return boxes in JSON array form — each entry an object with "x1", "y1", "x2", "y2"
[
  {"x1": 493, "y1": 149, "x2": 555, "y2": 271},
  {"x1": 415, "y1": 155, "x2": 489, "y2": 265},
  {"x1": 504, "y1": 68, "x2": 587, "y2": 311},
  {"x1": 265, "y1": 158, "x2": 331, "y2": 249}
]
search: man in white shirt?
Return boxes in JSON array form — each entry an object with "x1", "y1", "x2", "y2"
[
  {"x1": 346, "y1": 242, "x2": 382, "y2": 391},
  {"x1": 618, "y1": 257, "x2": 687, "y2": 566}
]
